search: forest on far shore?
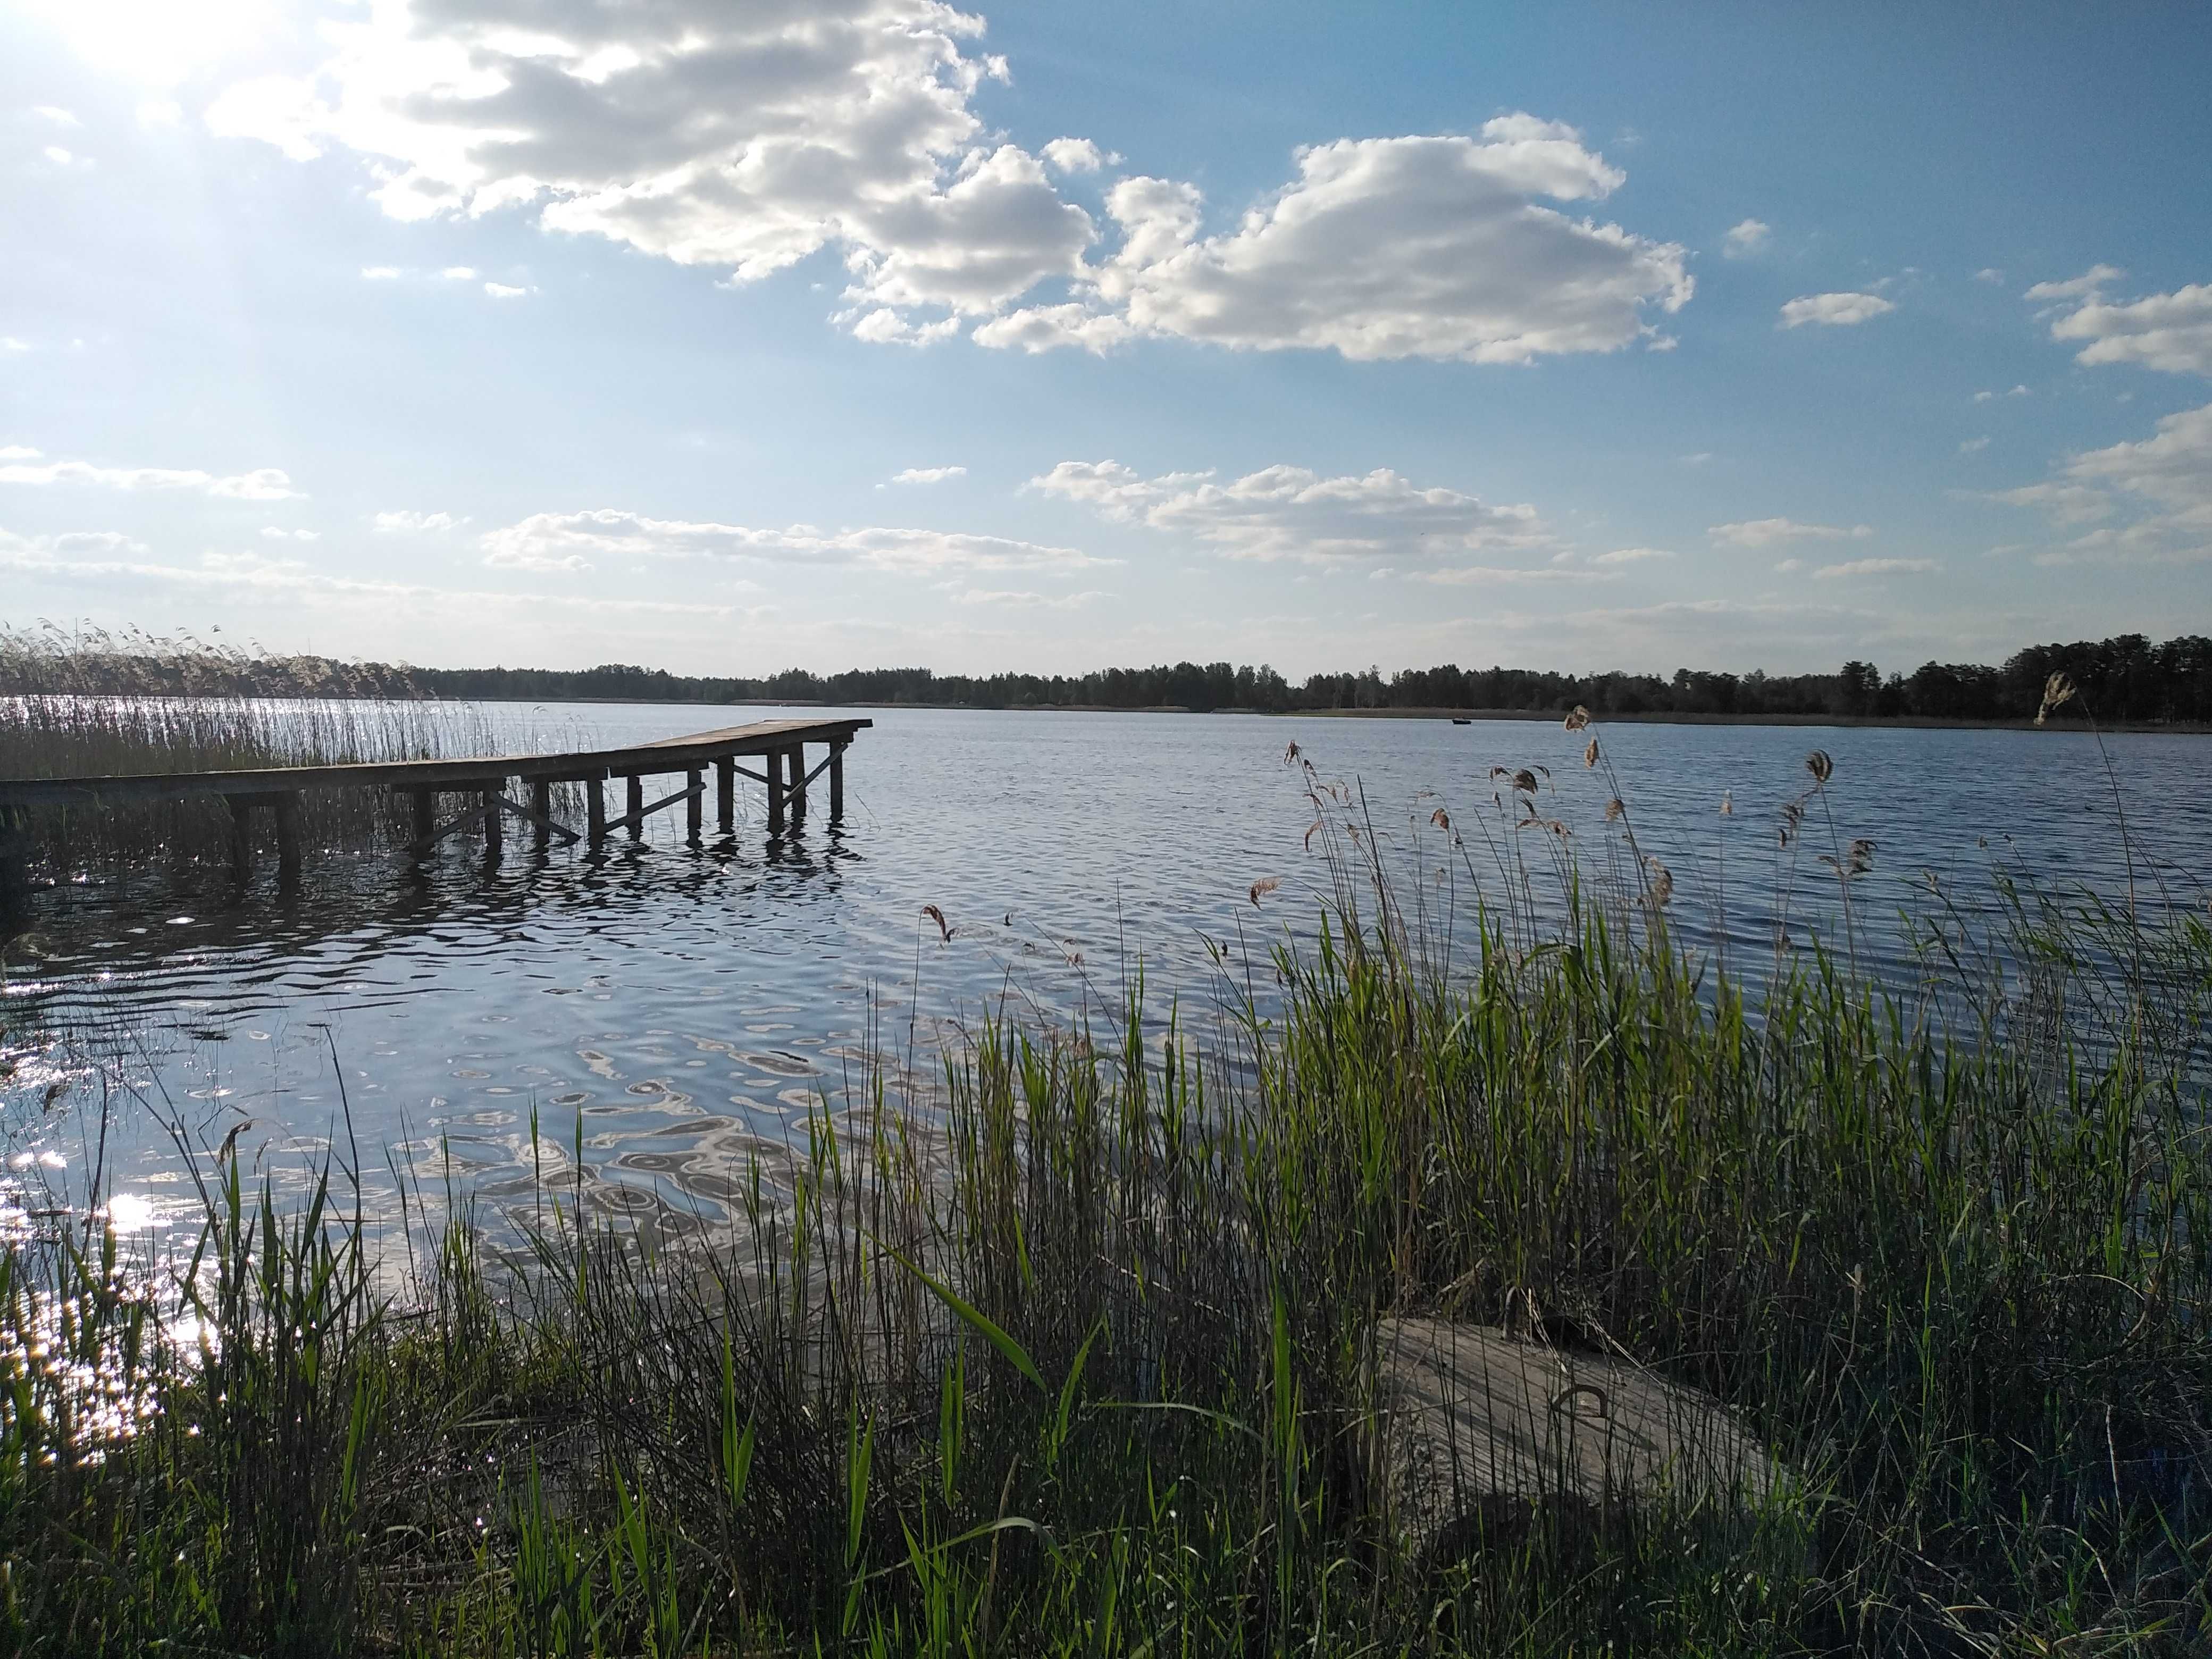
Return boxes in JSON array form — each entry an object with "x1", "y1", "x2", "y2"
[{"x1": 8, "y1": 628, "x2": 2210, "y2": 726}]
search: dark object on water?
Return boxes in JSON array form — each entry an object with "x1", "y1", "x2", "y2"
[{"x1": 1452, "y1": 717, "x2": 1472, "y2": 725}]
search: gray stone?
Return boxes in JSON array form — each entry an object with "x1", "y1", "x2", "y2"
[{"x1": 1367, "y1": 1316, "x2": 1784, "y2": 1564}]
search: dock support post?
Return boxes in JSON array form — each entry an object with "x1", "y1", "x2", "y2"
[
  {"x1": 786, "y1": 746, "x2": 806, "y2": 821},
  {"x1": 830, "y1": 741, "x2": 845, "y2": 821},
  {"x1": 224, "y1": 795, "x2": 253, "y2": 879},
  {"x1": 531, "y1": 779, "x2": 552, "y2": 851},
  {"x1": 587, "y1": 777, "x2": 606, "y2": 847},
  {"x1": 482, "y1": 784, "x2": 504, "y2": 860},
  {"x1": 0, "y1": 808, "x2": 30, "y2": 915},
  {"x1": 767, "y1": 750, "x2": 786, "y2": 833},
  {"x1": 685, "y1": 768, "x2": 703, "y2": 843},
  {"x1": 411, "y1": 789, "x2": 434, "y2": 851},
  {"x1": 626, "y1": 775, "x2": 644, "y2": 842},
  {"x1": 716, "y1": 758, "x2": 734, "y2": 832},
  {"x1": 273, "y1": 791, "x2": 303, "y2": 877}
]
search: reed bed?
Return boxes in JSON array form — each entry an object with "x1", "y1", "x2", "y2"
[
  {"x1": 0, "y1": 626, "x2": 558, "y2": 876},
  {"x1": 4, "y1": 723, "x2": 2210, "y2": 1656}
]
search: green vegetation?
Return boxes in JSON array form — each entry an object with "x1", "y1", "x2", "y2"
[
  {"x1": 8, "y1": 621, "x2": 2212, "y2": 724},
  {"x1": 0, "y1": 627, "x2": 577, "y2": 875},
  {"x1": 5, "y1": 725, "x2": 2208, "y2": 1656}
]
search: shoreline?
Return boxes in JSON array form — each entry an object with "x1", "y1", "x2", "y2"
[{"x1": 435, "y1": 694, "x2": 2211, "y2": 735}]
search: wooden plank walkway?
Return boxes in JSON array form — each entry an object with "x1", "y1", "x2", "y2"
[{"x1": 0, "y1": 716, "x2": 869, "y2": 886}]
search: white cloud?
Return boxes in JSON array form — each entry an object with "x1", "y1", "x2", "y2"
[
  {"x1": 1708, "y1": 517, "x2": 1873, "y2": 547},
  {"x1": 483, "y1": 281, "x2": 531, "y2": 298},
  {"x1": 208, "y1": 15, "x2": 1688, "y2": 366},
  {"x1": 1959, "y1": 436, "x2": 1991, "y2": 454},
  {"x1": 261, "y1": 525, "x2": 321, "y2": 541},
  {"x1": 374, "y1": 509, "x2": 465, "y2": 532},
  {"x1": 1722, "y1": 218, "x2": 1770, "y2": 257},
  {"x1": 1, "y1": 339, "x2": 29, "y2": 353},
  {"x1": 1972, "y1": 384, "x2": 2031, "y2": 401},
  {"x1": 0, "y1": 532, "x2": 757, "y2": 618},
  {"x1": 1975, "y1": 268, "x2": 2004, "y2": 284},
  {"x1": 1041, "y1": 138, "x2": 1116, "y2": 174},
  {"x1": 1779, "y1": 291, "x2": 1895, "y2": 328},
  {"x1": 361, "y1": 265, "x2": 402, "y2": 279},
  {"x1": 1411, "y1": 565, "x2": 1612, "y2": 585},
  {"x1": 886, "y1": 466, "x2": 966, "y2": 485},
  {"x1": 1033, "y1": 458, "x2": 1548, "y2": 568},
  {"x1": 441, "y1": 266, "x2": 476, "y2": 281},
  {"x1": 1979, "y1": 483, "x2": 2110, "y2": 526},
  {"x1": 2048, "y1": 282, "x2": 2212, "y2": 376},
  {"x1": 0, "y1": 526, "x2": 148, "y2": 558},
  {"x1": 1590, "y1": 546, "x2": 1674, "y2": 565},
  {"x1": 991, "y1": 120, "x2": 1690, "y2": 362},
  {"x1": 2023, "y1": 264, "x2": 2125, "y2": 301},
  {"x1": 1772, "y1": 558, "x2": 1804, "y2": 573},
  {"x1": 479, "y1": 509, "x2": 1110, "y2": 575},
  {"x1": 1813, "y1": 557, "x2": 1938, "y2": 579},
  {"x1": 31, "y1": 105, "x2": 81, "y2": 127},
  {"x1": 0, "y1": 450, "x2": 300, "y2": 499},
  {"x1": 208, "y1": 3, "x2": 1091, "y2": 332},
  {"x1": 949, "y1": 586, "x2": 1105, "y2": 609}
]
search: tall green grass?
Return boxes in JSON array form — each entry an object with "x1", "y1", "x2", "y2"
[
  {"x1": 4, "y1": 732, "x2": 2209, "y2": 1655},
  {"x1": 1, "y1": 625, "x2": 564, "y2": 876}
]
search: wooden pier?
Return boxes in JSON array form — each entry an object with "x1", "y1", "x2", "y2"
[{"x1": 0, "y1": 716, "x2": 868, "y2": 890}]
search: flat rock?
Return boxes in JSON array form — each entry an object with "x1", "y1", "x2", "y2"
[{"x1": 1367, "y1": 1316, "x2": 1782, "y2": 1562}]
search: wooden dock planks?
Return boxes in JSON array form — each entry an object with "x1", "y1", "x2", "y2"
[{"x1": 0, "y1": 717, "x2": 869, "y2": 891}]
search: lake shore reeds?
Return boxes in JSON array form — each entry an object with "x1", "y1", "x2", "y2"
[
  {"x1": 0, "y1": 626, "x2": 566, "y2": 878},
  {"x1": 4, "y1": 728, "x2": 2209, "y2": 1656}
]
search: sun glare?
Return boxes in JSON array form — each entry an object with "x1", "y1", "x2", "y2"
[{"x1": 24, "y1": 0, "x2": 271, "y2": 86}]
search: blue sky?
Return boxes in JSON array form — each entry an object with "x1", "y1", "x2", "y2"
[{"x1": 3, "y1": 1, "x2": 2208, "y2": 678}]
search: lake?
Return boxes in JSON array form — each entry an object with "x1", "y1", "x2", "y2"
[{"x1": 4, "y1": 704, "x2": 2207, "y2": 1248}]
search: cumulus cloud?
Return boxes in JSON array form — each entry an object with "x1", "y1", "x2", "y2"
[
  {"x1": 2023, "y1": 265, "x2": 2126, "y2": 302},
  {"x1": 2047, "y1": 282, "x2": 2212, "y2": 376},
  {"x1": 1813, "y1": 558, "x2": 1938, "y2": 579},
  {"x1": 1041, "y1": 138, "x2": 1116, "y2": 174},
  {"x1": 374, "y1": 509, "x2": 465, "y2": 532},
  {"x1": 209, "y1": 2, "x2": 1094, "y2": 331},
  {"x1": 1590, "y1": 546, "x2": 1674, "y2": 565},
  {"x1": 1708, "y1": 517, "x2": 1873, "y2": 547},
  {"x1": 0, "y1": 449, "x2": 301, "y2": 499},
  {"x1": 886, "y1": 466, "x2": 966, "y2": 485},
  {"x1": 483, "y1": 282, "x2": 531, "y2": 298},
  {"x1": 1971, "y1": 402, "x2": 2212, "y2": 565},
  {"x1": 1722, "y1": 219, "x2": 1770, "y2": 257},
  {"x1": 1033, "y1": 458, "x2": 1549, "y2": 568},
  {"x1": 1779, "y1": 292, "x2": 1895, "y2": 328},
  {"x1": 208, "y1": 11, "x2": 1689, "y2": 366},
  {"x1": 990, "y1": 120, "x2": 1690, "y2": 362},
  {"x1": 478, "y1": 509, "x2": 1110, "y2": 575},
  {"x1": 261, "y1": 526, "x2": 321, "y2": 541},
  {"x1": 361, "y1": 265, "x2": 402, "y2": 279},
  {"x1": 1959, "y1": 437, "x2": 1991, "y2": 454}
]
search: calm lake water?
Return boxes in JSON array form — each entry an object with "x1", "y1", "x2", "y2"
[{"x1": 4, "y1": 704, "x2": 2207, "y2": 1249}]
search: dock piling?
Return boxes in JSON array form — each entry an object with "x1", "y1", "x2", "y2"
[
  {"x1": 716, "y1": 758, "x2": 734, "y2": 832},
  {"x1": 482, "y1": 785, "x2": 504, "y2": 859},
  {"x1": 686, "y1": 768, "x2": 703, "y2": 843},
  {"x1": 830, "y1": 740, "x2": 846, "y2": 820},
  {"x1": 273, "y1": 791, "x2": 303, "y2": 877},
  {"x1": 587, "y1": 777, "x2": 607, "y2": 847},
  {"x1": 786, "y1": 746, "x2": 806, "y2": 820},
  {"x1": 767, "y1": 750, "x2": 786, "y2": 833},
  {"x1": 531, "y1": 779, "x2": 553, "y2": 851},
  {"x1": 626, "y1": 775, "x2": 644, "y2": 842},
  {"x1": 224, "y1": 795, "x2": 253, "y2": 879}
]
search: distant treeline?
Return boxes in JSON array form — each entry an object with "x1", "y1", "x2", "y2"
[
  {"x1": 7, "y1": 626, "x2": 2211, "y2": 726},
  {"x1": 399, "y1": 633, "x2": 2212, "y2": 725}
]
